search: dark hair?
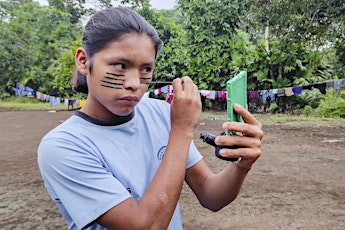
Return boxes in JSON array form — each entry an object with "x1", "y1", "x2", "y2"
[{"x1": 72, "y1": 7, "x2": 163, "y2": 94}]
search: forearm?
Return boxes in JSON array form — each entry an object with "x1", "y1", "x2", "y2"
[
  {"x1": 100, "y1": 130, "x2": 194, "y2": 230},
  {"x1": 199, "y1": 163, "x2": 250, "y2": 211},
  {"x1": 139, "y1": 129, "x2": 193, "y2": 226}
]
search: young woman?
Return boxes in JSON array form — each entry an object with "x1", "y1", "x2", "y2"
[{"x1": 38, "y1": 7, "x2": 263, "y2": 230}]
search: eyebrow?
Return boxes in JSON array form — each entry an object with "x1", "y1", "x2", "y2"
[{"x1": 110, "y1": 56, "x2": 155, "y2": 66}]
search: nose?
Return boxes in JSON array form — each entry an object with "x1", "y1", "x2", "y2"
[{"x1": 123, "y1": 71, "x2": 141, "y2": 91}]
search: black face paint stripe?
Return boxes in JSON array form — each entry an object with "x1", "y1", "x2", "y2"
[
  {"x1": 104, "y1": 76, "x2": 125, "y2": 81},
  {"x1": 100, "y1": 80, "x2": 124, "y2": 86},
  {"x1": 100, "y1": 84, "x2": 123, "y2": 90},
  {"x1": 99, "y1": 72, "x2": 125, "y2": 90},
  {"x1": 140, "y1": 77, "x2": 152, "y2": 85},
  {"x1": 106, "y1": 72, "x2": 125, "y2": 77}
]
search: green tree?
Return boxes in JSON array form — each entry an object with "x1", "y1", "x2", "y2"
[
  {"x1": 244, "y1": 0, "x2": 345, "y2": 89},
  {"x1": 47, "y1": 40, "x2": 81, "y2": 98},
  {"x1": 0, "y1": 1, "x2": 81, "y2": 94},
  {"x1": 48, "y1": 0, "x2": 91, "y2": 23},
  {"x1": 178, "y1": 0, "x2": 247, "y2": 90}
]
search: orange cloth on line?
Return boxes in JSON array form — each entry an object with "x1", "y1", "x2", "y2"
[{"x1": 79, "y1": 100, "x2": 86, "y2": 107}]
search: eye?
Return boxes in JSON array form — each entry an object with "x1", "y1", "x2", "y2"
[
  {"x1": 114, "y1": 63, "x2": 126, "y2": 70},
  {"x1": 141, "y1": 67, "x2": 153, "y2": 74}
]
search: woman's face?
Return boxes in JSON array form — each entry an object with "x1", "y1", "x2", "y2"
[{"x1": 78, "y1": 33, "x2": 156, "y2": 120}]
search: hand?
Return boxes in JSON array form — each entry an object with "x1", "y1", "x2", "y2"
[
  {"x1": 215, "y1": 103, "x2": 263, "y2": 170},
  {"x1": 170, "y1": 77, "x2": 201, "y2": 134}
]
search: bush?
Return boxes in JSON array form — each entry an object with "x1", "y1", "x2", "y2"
[
  {"x1": 0, "y1": 92, "x2": 11, "y2": 100},
  {"x1": 268, "y1": 102, "x2": 279, "y2": 113},
  {"x1": 299, "y1": 88, "x2": 322, "y2": 109},
  {"x1": 316, "y1": 89, "x2": 345, "y2": 118},
  {"x1": 303, "y1": 105, "x2": 313, "y2": 117}
]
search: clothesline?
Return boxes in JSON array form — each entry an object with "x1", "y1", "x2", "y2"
[
  {"x1": 13, "y1": 78, "x2": 344, "y2": 107},
  {"x1": 13, "y1": 82, "x2": 86, "y2": 108},
  {"x1": 149, "y1": 78, "x2": 344, "y2": 104}
]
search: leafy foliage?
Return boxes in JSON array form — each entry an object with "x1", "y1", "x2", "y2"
[
  {"x1": 178, "y1": 0, "x2": 246, "y2": 90},
  {"x1": 0, "y1": 0, "x2": 81, "y2": 95},
  {"x1": 0, "y1": 0, "x2": 344, "y2": 115},
  {"x1": 316, "y1": 89, "x2": 345, "y2": 118}
]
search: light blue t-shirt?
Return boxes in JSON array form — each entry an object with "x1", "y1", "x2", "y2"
[{"x1": 38, "y1": 97, "x2": 202, "y2": 230}]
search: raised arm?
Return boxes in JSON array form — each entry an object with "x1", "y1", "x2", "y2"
[{"x1": 98, "y1": 77, "x2": 201, "y2": 229}]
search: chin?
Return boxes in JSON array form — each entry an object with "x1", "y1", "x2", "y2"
[{"x1": 112, "y1": 108, "x2": 133, "y2": 117}]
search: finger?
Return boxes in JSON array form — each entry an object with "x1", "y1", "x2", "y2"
[
  {"x1": 172, "y1": 78, "x2": 182, "y2": 93},
  {"x1": 234, "y1": 103, "x2": 262, "y2": 127},
  {"x1": 178, "y1": 77, "x2": 199, "y2": 101},
  {"x1": 194, "y1": 84, "x2": 201, "y2": 101},
  {"x1": 216, "y1": 134, "x2": 262, "y2": 149},
  {"x1": 222, "y1": 122, "x2": 263, "y2": 139},
  {"x1": 180, "y1": 76, "x2": 193, "y2": 92},
  {"x1": 218, "y1": 147, "x2": 261, "y2": 163}
]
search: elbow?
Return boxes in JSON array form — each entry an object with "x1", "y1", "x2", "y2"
[
  {"x1": 199, "y1": 194, "x2": 238, "y2": 212},
  {"x1": 201, "y1": 201, "x2": 224, "y2": 212}
]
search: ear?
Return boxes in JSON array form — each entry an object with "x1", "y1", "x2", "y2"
[{"x1": 75, "y1": 48, "x2": 89, "y2": 76}]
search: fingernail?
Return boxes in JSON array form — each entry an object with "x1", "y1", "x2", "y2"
[
  {"x1": 222, "y1": 123, "x2": 227, "y2": 129},
  {"x1": 215, "y1": 137, "x2": 219, "y2": 145}
]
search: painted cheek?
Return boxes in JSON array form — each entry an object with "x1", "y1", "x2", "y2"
[{"x1": 99, "y1": 71, "x2": 125, "y2": 90}]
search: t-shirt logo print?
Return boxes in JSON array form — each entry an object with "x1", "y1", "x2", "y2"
[{"x1": 157, "y1": 146, "x2": 167, "y2": 161}]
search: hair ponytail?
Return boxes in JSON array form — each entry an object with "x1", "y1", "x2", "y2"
[{"x1": 71, "y1": 70, "x2": 88, "y2": 94}]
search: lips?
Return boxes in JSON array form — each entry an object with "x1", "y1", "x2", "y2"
[{"x1": 120, "y1": 96, "x2": 139, "y2": 102}]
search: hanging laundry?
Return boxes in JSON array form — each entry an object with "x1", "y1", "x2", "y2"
[
  {"x1": 326, "y1": 81, "x2": 334, "y2": 88},
  {"x1": 206, "y1": 91, "x2": 216, "y2": 100},
  {"x1": 167, "y1": 85, "x2": 173, "y2": 93},
  {"x1": 313, "y1": 83, "x2": 326, "y2": 94},
  {"x1": 200, "y1": 90, "x2": 211, "y2": 97},
  {"x1": 292, "y1": 86, "x2": 303, "y2": 96},
  {"x1": 166, "y1": 93, "x2": 174, "y2": 104},
  {"x1": 80, "y1": 100, "x2": 86, "y2": 107},
  {"x1": 302, "y1": 85, "x2": 313, "y2": 90},
  {"x1": 268, "y1": 89, "x2": 278, "y2": 102},
  {"x1": 333, "y1": 79, "x2": 344, "y2": 91},
  {"x1": 248, "y1": 91, "x2": 259, "y2": 99},
  {"x1": 161, "y1": 85, "x2": 168, "y2": 93},
  {"x1": 259, "y1": 90, "x2": 269, "y2": 104},
  {"x1": 277, "y1": 88, "x2": 285, "y2": 97},
  {"x1": 64, "y1": 98, "x2": 69, "y2": 106},
  {"x1": 285, "y1": 87, "x2": 294, "y2": 96}
]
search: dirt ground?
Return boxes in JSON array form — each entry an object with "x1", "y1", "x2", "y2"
[{"x1": 0, "y1": 110, "x2": 344, "y2": 230}]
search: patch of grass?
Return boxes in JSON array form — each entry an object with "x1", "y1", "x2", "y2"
[
  {"x1": 200, "y1": 110, "x2": 345, "y2": 127},
  {"x1": 256, "y1": 114, "x2": 345, "y2": 127},
  {"x1": 0, "y1": 101, "x2": 69, "y2": 111},
  {"x1": 1, "y1": 101, "x2": 344, "y2": 127},
  {"x1": 200, "y1": 110, "x2": 227, "y2": 121}
]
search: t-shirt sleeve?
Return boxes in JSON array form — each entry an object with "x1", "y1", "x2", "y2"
[
  {"x1": 38, "y1": 135, "x2": 131, "y2": 229},
  {"x1": 187, "y1": 140, "x2": 203, "y2": 169}
]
